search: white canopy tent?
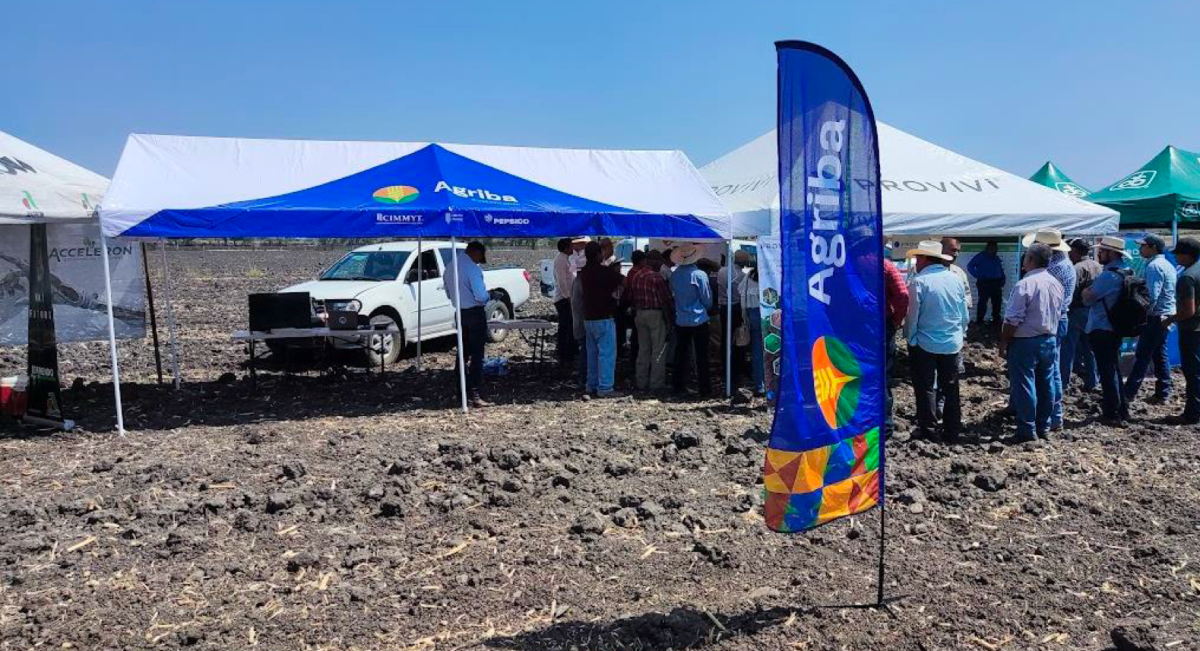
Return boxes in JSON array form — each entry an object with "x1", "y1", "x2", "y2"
[
  {"x1": 98, "y1": 134, "x2": 737, "y2": 431},
  {"x1": 0, "y1": 131, "x2": 106, "y2": 225},
  {"x1": 702, "y1": 124, "x2": 1119, "y2": 237}
]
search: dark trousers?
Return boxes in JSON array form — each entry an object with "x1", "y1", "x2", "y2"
[
  {"x1": 459, "y1": 306, "x2": 487, "y2": 398},
  {"x1": 720, "y1": 307, "x2": 746, "y2": 388},
  {"x1": 1125, "y1": 316, "x2": 1173, "y2": 400},
  {"x1": 976, "y1": 279, "x2": 1004, "y2": 324},
  {"x1": 554, "y1": 299, "x2": 575, "y2": 366},
  {"x1": 1180, "y1": 330, "x2": 1200, "y2": 421},
  {"x1": 673, "y1": 322, "x2": 712, "y2": 395},
  {"x1": 909, "y1": 345, "x2": 961, "y2": 440},
  {"x1": 1089, "y1": 329, "x2": 1130, "y2": 421}
]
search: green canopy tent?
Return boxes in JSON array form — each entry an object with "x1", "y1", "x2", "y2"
[
  {"x1": 1086, "y1": 145, "x2": 1200, "y2": 239},
  {"x1": 1029, "y1": 161, "x2": 1092, "y2": 198}
]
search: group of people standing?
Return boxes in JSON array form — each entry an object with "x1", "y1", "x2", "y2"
[
  {"x1": 901, "y1": 230, "x2": 1199, "y2": 443},
  {"x1": 551, "y1": 237, "x2": 765, "y2": 399}
]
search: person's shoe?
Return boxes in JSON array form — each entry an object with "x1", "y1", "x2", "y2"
[
  {"x1": 1147, "y1": 394, "x2": 1170, "y2": 405},
  {"x1": 1097, "y1": 416, "x2": 1127, "y2": 428},
  {"x1": 596, "y1": 390, "x2": 625, "y2": 399},
  {"x1": 1163, "y1": 414, "x2": 1200, "y2": 426},
  {"x1": 470, "y1": 396, "x2": 492, "y2": 408}
]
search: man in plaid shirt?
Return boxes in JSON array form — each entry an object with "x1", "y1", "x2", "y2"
[{"x1": 626, "y1": 250, "x2": 673, "y2": 391}]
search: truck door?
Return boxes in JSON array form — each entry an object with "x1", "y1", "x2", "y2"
[{"x1": 404, "y1": 247, "x2": 452, "y2": 339}]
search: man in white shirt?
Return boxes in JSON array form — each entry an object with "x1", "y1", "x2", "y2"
[
  {"x1": 552, "y1": 238, "x2": 577, "y2": 370},
  {"x1": 443, "y1": 241, "x2": 491, "y2": 407}
]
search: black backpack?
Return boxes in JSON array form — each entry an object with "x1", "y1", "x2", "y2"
[{"x1": 1104, "y1": 269, "x2": 1152, "y2": 338}]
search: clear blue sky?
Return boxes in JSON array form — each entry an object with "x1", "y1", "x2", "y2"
[{"x1": 4, "y1": 1, "x2": 1197, "y2": 190}]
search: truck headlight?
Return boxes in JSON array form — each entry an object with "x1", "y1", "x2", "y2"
[{"x1": 329, "y1": 299, "x2": 362, "y2": 312}]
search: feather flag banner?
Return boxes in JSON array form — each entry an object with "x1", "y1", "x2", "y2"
[{"x1": 763, "y1": 42, "x2": 885, "y2": 533}]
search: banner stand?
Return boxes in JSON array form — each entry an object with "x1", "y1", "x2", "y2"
[
  {"x1": 141, "y1": 243, "x2": 164, "y2": 384},
  {"x1": 726, "y1": 240, "x2": 733, "y2": 397},
  {"x1": 416, "y1": 235, "x2": 423, "y2": 371},
  {"x1": 160, "y1": 241, "x2": 181, "y2": 389}
]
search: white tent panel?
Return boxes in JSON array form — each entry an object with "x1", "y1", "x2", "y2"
[
  {"x1": 701, "y1": 124, "x2": 1119, "y2": 237},
  {"x1": 0, "y1": 131, "x2": 108, "y2": 224}
]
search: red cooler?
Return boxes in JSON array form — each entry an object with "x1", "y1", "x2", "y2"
[{"x1": 1, "y1": 375, "x2": 28, "y2": 418}]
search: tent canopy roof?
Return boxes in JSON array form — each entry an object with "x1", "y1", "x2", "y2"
[
  {"x1": 100, "y1": 134, "x2": 731, "y2": 240},
  {"x1": 1029, "y1": 161, "x2": 1092, "y2": 198},
  {"x1": 701, "y1": 125, "x2": 1119, "y2": 237},
  {"x1": 1086, "y1": 145, "x2": 1200, "y2": 227},
  {"x1": 0, "y1": 131, "x2": 107, "y2": 225}
]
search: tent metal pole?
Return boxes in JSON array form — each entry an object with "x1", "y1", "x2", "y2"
[
  {"x1": 99, "y1": 232, "x2": 126, "y2": 435},
  {"x1": 140, "y1": 243, "x2": 164, "y2": 385},
  {"x1": 450, "y1": 233, "x2": 469, "y2": 413},
  {"x1": 726, "y1": 240, "x2": 733, "y2": 397},
  {"x1": 416, "y1": 235, "x2": 422, "y2": 371},
  {"x1": 160, "y1": 240, "x2": 181, "y2": 389}
]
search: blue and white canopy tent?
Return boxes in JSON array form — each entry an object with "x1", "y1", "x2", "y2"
[{"x1": 98, "y1": 134, "x2": 733, "y2": 430}]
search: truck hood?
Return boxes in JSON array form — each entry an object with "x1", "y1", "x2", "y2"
[{"x1": 279, "y1": 279, "x2": 386, "y2": 302}]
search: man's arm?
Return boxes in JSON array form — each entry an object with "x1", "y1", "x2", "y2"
[
  {"x1": 999, "y1": 281, "x2": 1028, "y2": 357},
  {"x1": 903, "y1": 280, "x2": 921, "y2": 343},
  {"x1": 1144, "y1": 263, "x2": 1164, "y2": 308},
  {"x1": 1166, "y1": 278, "x2": 1196, "y2": 326},
  {"x1": 470, "y1": 265, "x2": 489, "y2": 306},
  {"x1": 697, "y1": 269, "x2": 713, "y2": 310},
  {"x1": 887, "y1": 263, "x2": 910, "y2": 324},
  {"x1": 967, "y1": 255, "x2": 982, "y2": 278}
]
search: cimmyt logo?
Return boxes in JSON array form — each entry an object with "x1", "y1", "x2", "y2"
[
  {"x1": 812, "y1": 336, "x2": 862, "y2": 430},
  {"x1": 372, "y1": 185, "x2": 420, "y2": 204},
  {"x1": 1110, "y1": 170, "x2": 1156, "y2": 191}
]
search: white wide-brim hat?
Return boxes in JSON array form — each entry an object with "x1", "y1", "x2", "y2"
[
  {"x1": 1022, "y1": 228, "x2": 1071, "y2": 252},
  {"x1": 905, "y1": 240, "x2": 953, "y2": 261},
  {"x1": 1096, "y1": 235, "x2": 1132, "y2": 258},
  {"x1": 671, "y1": 244, "x2": 704, "y2": 266}
]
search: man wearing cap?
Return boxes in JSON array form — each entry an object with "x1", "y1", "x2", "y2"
[
  {"x1": 967, "y1": 240, "x2": 1006, "y2": 326},
  {"x1": 1023, "y1": 229, "x2": 1075, "y2": 431},
  {"x1": 1083, "y1": 236, "x2": 1133, "y2": 424},
  {"x1": 1164, "y1": 237, "x2": 1199, "y2": 424},
  {"x1": 670, "y1": 244, "x2": 714, "y2": 397},
  {"x1": 905, "y1": 241, "x2": 969, "y2": 441},
  {"x1": 999, "y1": 243, "x2": 1065, "y2": 442},
  {"x1": 444, "y1": 241, "x2": 492, "y2": 407},
  {"x1": 1125, "y1": 234, "x2": 1177, "y2": 404},
  {"x1": 1063, "y1": 238, "x2": 1102, "y2": 393}
]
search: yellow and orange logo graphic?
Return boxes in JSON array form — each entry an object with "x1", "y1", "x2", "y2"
[
  {"x1": 372, "y1": 185, "x2": 420, "y2": 204},
  {"x1": 812, "y1": 335, "x2": 862, "y2": 430}
]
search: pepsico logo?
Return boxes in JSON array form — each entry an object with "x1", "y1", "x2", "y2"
[
  {"x1": 812, "y1": 336, "x2": 861, "y2": 430},
  {"x1": 373, "y1": 185, "x2": 420, "y2": 204}
]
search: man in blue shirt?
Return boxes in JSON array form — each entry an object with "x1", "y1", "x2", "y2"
[
  {"x1": 1083, "y1": 236, "x2": 1133, "y2": 424},
  {"x1": 1164, "y1": 237, "x2": 1200, "y2": 425},
  {"x1": 1125, "y1": 234, "x2": 1178, "y2": 404},
  {"x1": 904, "y1": 241, "x2": 969, "y2": 441},
  {"x1": 670, "y1": 244, "x2": 713, "y2": 396},
  {"x1": 967, "y1": 240, "x2": 1006, "y2": 326},
  {"x1": 444, "y1": 241, "x2": 491, "y2": 407}
]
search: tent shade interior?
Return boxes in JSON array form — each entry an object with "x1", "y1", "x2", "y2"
[
  {"x1": 1086, "y1": 145, "x2": 1200, "y2": 228},
  {"x1": 1, "y1": 131, "x2": 107, "y2": 225},
  {"x1": 701, "y1": 125, "x2": 1119, "y2": 237},
  {"x1": 100, "y1": 135, "x2": 731, "y2": 240},
  {"x1": 1029, "y1": 161, "x2": 1091, "y2": 198}
]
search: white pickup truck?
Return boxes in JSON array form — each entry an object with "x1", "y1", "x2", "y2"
[{"x1": 277, "y1": 241, "x2": 531, "y2": 365}]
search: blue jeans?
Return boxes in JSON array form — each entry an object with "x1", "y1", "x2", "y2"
[
  {"x1": 1050, "y1": 318, "x2": 1067, "y2": 427},
  {"x1": 1062, "y1": 307, "x2": 1098, "y2": 391},
  {"x1": 746, "y1": 308, "x2": 765, "y2": 393},
  {"x1": 1009, "y1": 335, "x2": 1057, "y2": 439},
  {"x1": 584, "y1": 318, "x2": 616, "y2": 393},
  {"x1": 1125, "y1": 316, "x2": 1173, "y2": 399}
]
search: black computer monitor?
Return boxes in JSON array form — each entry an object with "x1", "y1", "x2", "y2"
[{"x1": 248, "y1": 292, "x2": 312, "y2": 332}]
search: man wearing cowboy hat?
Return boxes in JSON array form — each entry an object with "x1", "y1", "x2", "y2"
[
  {"x1": 1083, "y1": 236, "x2": 1134, "y2": 425},
  {"x1": 999, "y1": 243, "x2": 1065, "y2": 442},
  {"x1": 669, "y1": 243, "x2": 714, "y2": 397},
  {"x1": 1022, "y1": 228, "x2": 1075, "y2": 431},
  {"x1": 904, "y1": 240, "x2": 969, "y2": 441},
  {"x1": 1124, "y1": 234, "x2": 1177, "y2": 405}
]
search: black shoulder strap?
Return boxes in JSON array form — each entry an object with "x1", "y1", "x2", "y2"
[{"x1": 1101, "y1": 268, "x2": 1131, "y2": 325}]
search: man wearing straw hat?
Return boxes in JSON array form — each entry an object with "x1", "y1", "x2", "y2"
[
  {"x1": 1083, "y1": 236, "x2": 1134, "y2": 425},
  {"x1": 1022, "y1": 228, "x2": 1075, "y2": 432},
  {"x1": 904, "y1": 240, "x2": 969, "y2": 441},
  {"x1": 999, "y1": 243, "x2": 1064, "y2": 442},
  {"x1": 670, "y1": 243, "x2": 714, "y2": 397}
]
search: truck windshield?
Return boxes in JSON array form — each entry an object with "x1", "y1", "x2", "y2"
[{"x1": 321, "y1": 251, "x2": 410, "y2": 281}]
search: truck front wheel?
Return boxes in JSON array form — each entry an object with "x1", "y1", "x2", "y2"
[
  {"x1": 363, "y1": 313, "x2": 402, "y2": 367},
  {"x1": 485, "y1": 298, "x2": 512, "y2": 343}
]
